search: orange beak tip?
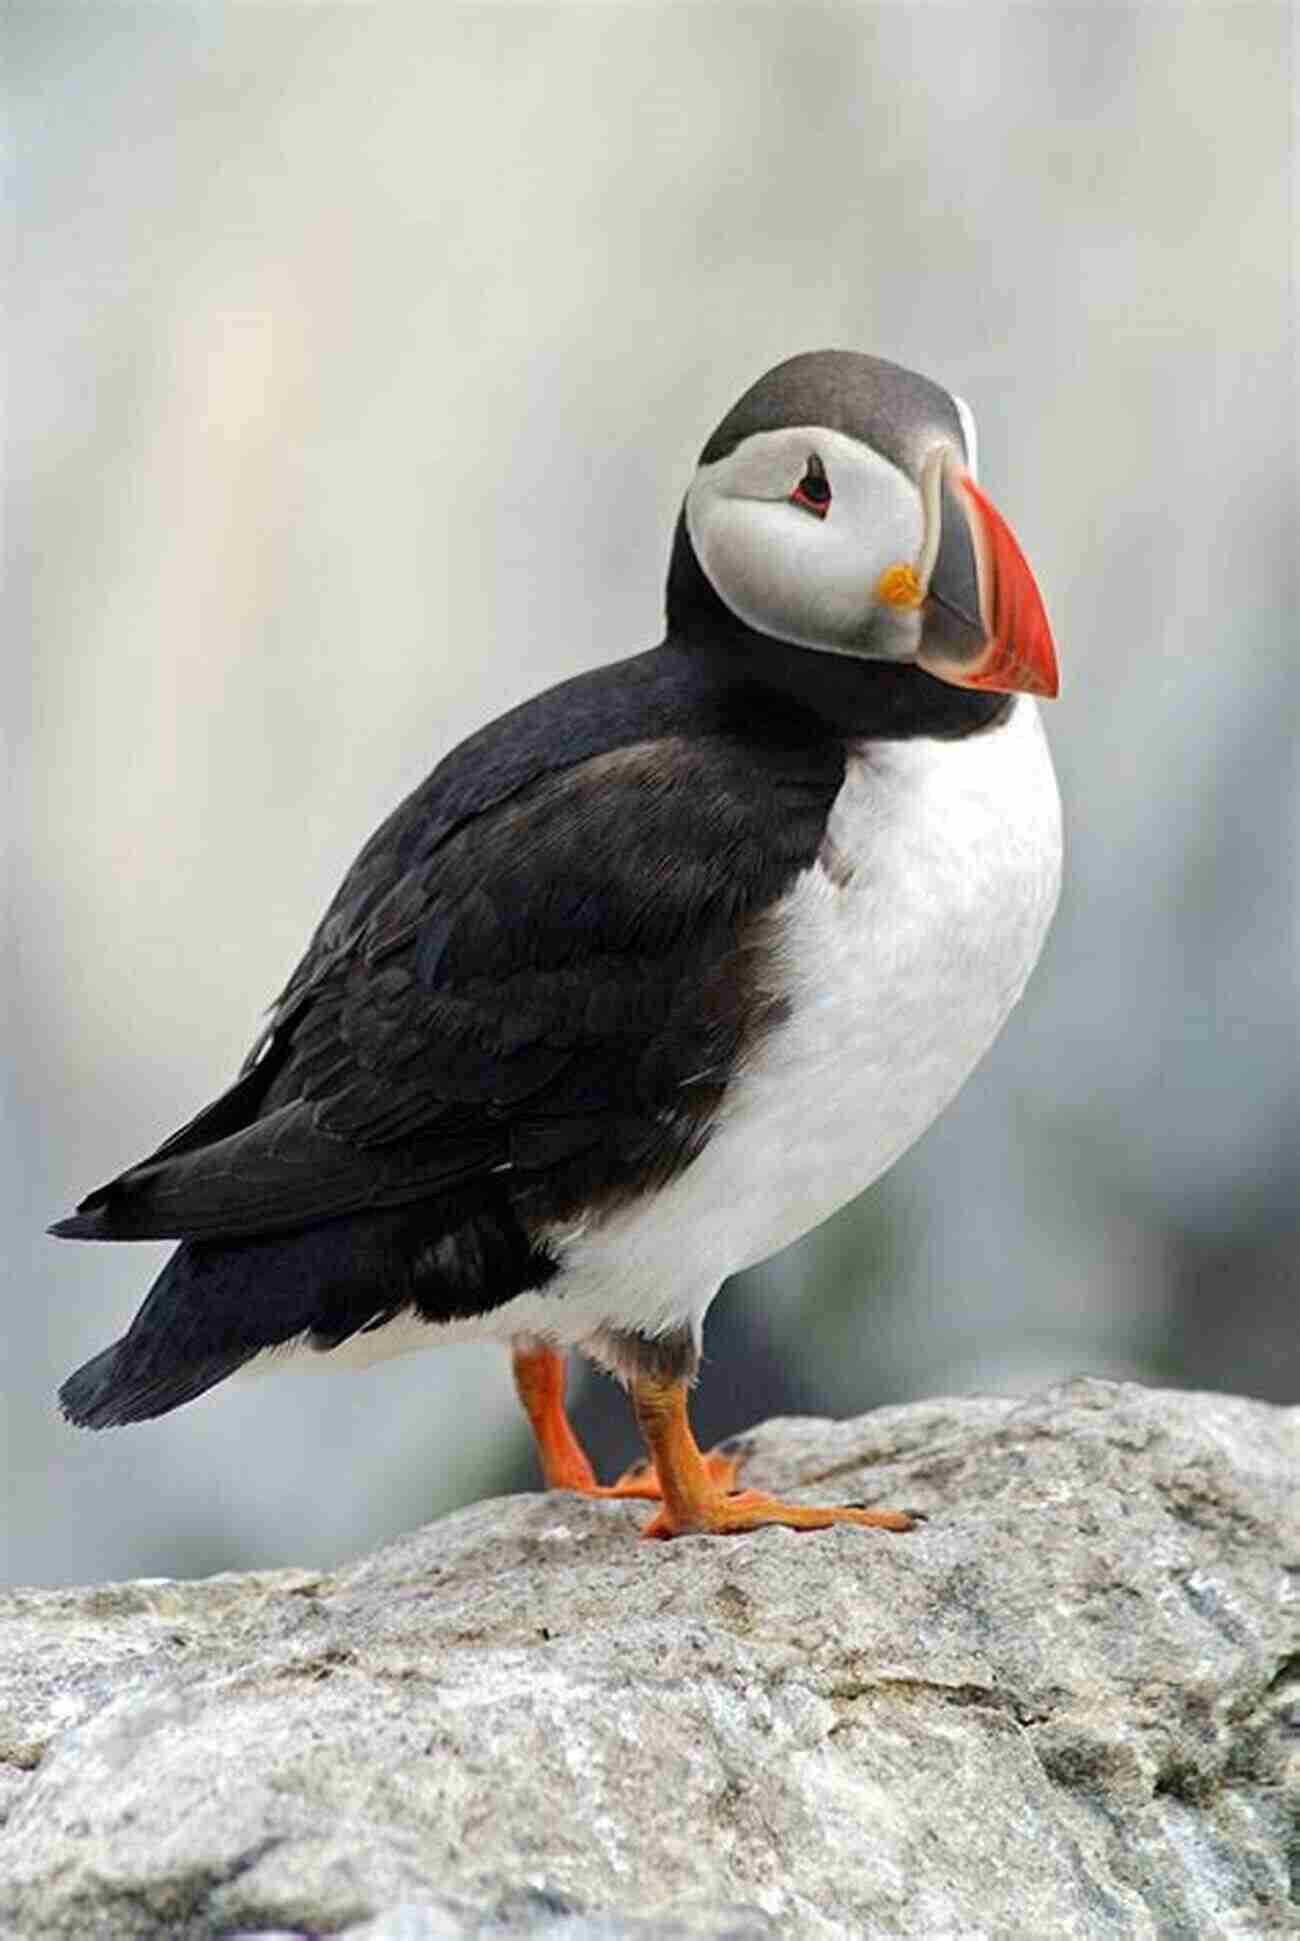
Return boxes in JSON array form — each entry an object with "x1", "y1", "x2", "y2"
[{"x1": 958, "y1": 475, "x2": 1060, "y2": 700}]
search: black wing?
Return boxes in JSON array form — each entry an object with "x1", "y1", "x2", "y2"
[{"x1": 55, "y1": 723, "x2": 844, "y2": 1248}]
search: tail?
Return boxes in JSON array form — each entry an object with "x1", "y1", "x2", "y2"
[
  {"x1": 58, "y1": 1336, "x2": 254, "y2": 1428},
  {"x1": 59, "y1": 1243, "x2": 261, "y2": 1427},
  {"x1": 57, "y1": 1189, "x2": 553, "y2": 1429}
]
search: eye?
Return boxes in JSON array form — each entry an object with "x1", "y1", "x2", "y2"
[{"x1": 789, "y1": 453, "x2": 831, "y2": 519}]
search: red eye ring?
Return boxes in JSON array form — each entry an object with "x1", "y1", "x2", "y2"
[
  {"x1": 790, "y1": 483, "x2": 830, "y2": 519},
  {"x1": 790, "y1": 455, "x2": 831, "y2": 519}
]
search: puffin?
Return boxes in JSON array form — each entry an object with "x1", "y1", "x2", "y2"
[{"x1": 54, "y1": 350, "x2": 1061, "y2": 1541}]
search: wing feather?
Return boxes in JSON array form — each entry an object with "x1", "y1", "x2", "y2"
[{"x1": 55, "y1": 721, "x2": 843, "y2": 1245}]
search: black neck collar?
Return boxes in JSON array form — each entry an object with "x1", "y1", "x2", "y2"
[{"x1": 663, "y1": 509, "x2": 1010, "y2": 742}]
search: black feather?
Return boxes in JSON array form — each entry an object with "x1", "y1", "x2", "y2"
[{"x1": 60, "y1": 1189, "x2": 561, "y2": 1425}]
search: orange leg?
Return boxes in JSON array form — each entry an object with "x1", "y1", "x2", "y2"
[
  {"x1": 629, "y1": 1370, "x2": 916, "y2": 1541},
  {"x1": 510, "y1": 1343, "x2": 742, "y2": 1500},
  {"x1": 511, "y1": 1341, "x2": 600, "y2": 1492}
]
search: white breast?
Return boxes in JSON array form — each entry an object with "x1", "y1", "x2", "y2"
[
  {"x1": 514, "y1": 698, "x2": 1062, "y2": 1348},
  {"x1": 312, "y1": 701, "x2": 1061, "y2": 1367}
]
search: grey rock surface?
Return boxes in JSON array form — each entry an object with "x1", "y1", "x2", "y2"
[{"x1": 1, "y1": 1378, "x2": 1296, "y2": 1940}]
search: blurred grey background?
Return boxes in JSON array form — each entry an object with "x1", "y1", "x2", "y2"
[{"x1": 7, "y1": 4, "x2": 1296, "y2": 1588}]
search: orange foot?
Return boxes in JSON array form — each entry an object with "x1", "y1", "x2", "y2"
[
  {"x1": 510, "y1": 1341, "x2": 748, "y2": 1502},
  {"x1": 641, "y1": 1487, "x2": 917, "y2": 1540},
  {"x1": 631, "y1": 1374, "x2": 919, "y2": 1543},
  {"x1": 510, "y1": 1341, "x2": 918, "y2": 1542}
]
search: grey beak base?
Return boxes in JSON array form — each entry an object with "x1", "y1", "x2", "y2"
[{"x1": 922, "y1": 469, "x2": 987, "y2": 668}]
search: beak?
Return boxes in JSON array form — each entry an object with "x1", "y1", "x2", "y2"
[{"x1": 914, "y1": 451, "x2": 1059, "y2": 698}]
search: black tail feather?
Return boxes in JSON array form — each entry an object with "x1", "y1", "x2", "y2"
[
  {"x1": 59, "y1": 1235, "x2": 282, "y2": 1429},
  {"x1": 57, "y1": 1187, "x2": 561, "y2": 1430},
  {"x1": 59, "y1": 1337, "x2": 254, "y2": 1428}
]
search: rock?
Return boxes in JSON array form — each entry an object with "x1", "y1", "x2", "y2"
[{"x1": 1, "y1": 1378, "x2": 1296, "y2": 1940}]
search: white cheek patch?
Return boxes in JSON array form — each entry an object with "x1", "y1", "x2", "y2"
[{"x1": 686, "y1": 426, "x2": 924, "y2": 656}]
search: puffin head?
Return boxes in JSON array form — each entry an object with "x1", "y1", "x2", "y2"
[{"x1": 678, "y1": 350, "x2": 1058, "y2": 698}]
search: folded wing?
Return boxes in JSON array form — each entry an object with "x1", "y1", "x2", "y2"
[{"x1": 54, "y1": 729, "x2": 844, "y2": 1249}]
